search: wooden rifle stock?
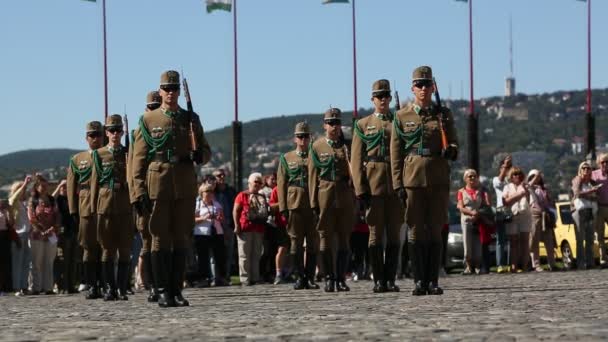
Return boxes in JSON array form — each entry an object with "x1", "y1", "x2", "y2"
[
  {"x1": 432, "y1": 77, "x2": 449, "y2": 151},
  {"x1": 182, "y1": 77, "x2": 199, "y2": 151}
]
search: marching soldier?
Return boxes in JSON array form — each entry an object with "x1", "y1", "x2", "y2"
[
  {"x1": 127, "y1": 91, "x2": 161, "y2": 302},
  {"x1": 91, "y1": 115, "x2": 133, "y2": 301},
  {"x1": 67, "y1": 121, "x2": 104, "y2": 299},
  {"x1": 309, "y1": 108, "x2": 355, "y2": 292},
  {"x1": 390, "y1": 66, "x2": 458, "y2": 296},
  {"x1": 351, "y1": 80, "x2": 404, "y2": 293},
  {"x1": 131, "y1": 70, "x2": 211, "y2": 307},
  {"x1": 277, "y1": 122, "x2": 319, "y2": 290}
]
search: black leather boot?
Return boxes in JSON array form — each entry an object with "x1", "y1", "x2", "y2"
[
  {"x1": 305, "y1": 250, "x2": 320, "y2": 290},
  {"x1": 427, "y1": 242, "x2": 443, "y2": 295},
  {"x1": 102, "y1": 261, "x2": 117, "y2": 301},
  {"x1": 409, "y1": 242, "x2": 427, "y2": 296},
  {"x1": 370, "y1": 245, "x2": 386, "y2": 293},
  {"x1": 320, "y1": 251, "x2": 335, "y2": 292},
  {"x1": 152, "y1": 250, "x2": 176, "y2": 308},
  {"x1": 142, "y1": 253, "x2": 159, "y2": 302},
  {"x1": 116, "y1": 262, "x2": 130, "y2": 300},
  {"x1": 85, "y1": 262, "x2": 102, "y2": 299},
  {"x1": 172, "y1": 249, "x2": 190, "y2": 307},
  {"x1": 385, "y1": 244, "x2": 400, "y2": 292},
  {"x1": 336, "y1": 250, "x2": 350, "y2": 292},
  {"x1": 292, "y1": 251, "x2": 306, "y2": 290}
]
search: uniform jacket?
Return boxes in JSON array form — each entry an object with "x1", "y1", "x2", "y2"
[
  {"x1": 67, "y1": 150, "x2": 95, "y2": 217},
  {"x1": 90, "y1": 145, "x2": 131, "y2": 215},
  {"x1": 390, "y1": 103, "x2": 458, "y2": 189},
  {"x1": 308, "y1": 137, "x2": 353, "y2": 209},
  {"x1": 351, "y1": 113, "x2": 395, "y2": 196},
  {"x1": 277, "y1": 150, "x2": 310, "y2": 212},
  {"x1": 131, "y1": 107, "x2": 211, "y2": 201}
]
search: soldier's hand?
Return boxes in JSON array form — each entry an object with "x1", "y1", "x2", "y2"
[
  {"x1": 281, "y1": 210, "x2": 289, "y2": 221},
  {"x1": 190, "y1": 150, "x2": 204, "y2": 164},
  {"x1": 396, "y1": 187, "x2": 407, "y2": 204},
  {"x1": 442, "y1": 144, "x2": 458, "y2": 161},
  {"x1": 359, "y1": 193, "x2": 371, "y2": 209},
  {"x1": 71, "y1": 213, "x2": 80, "y2": 228}
]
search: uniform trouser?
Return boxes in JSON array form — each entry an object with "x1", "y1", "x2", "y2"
[
  {"x1": 594, "y1": 205, "x2": 608, "y2": 264},
  {"x1": 462, "y1": 222, "x2": 481, "y2": 269},
  {"x1": 136, "y1": 213, "x2": 151, "y2": 255},
  {"x1": 351, "y1": 232, "x2": 369, "y2": 275},
  {"x1": 79, "y1": 216, "x2": 100, "y2": 262},
  {"x1": 288, "y1": 208, "x2": 318, "y2": 256},
  {"x1": 317, "y1": 205, "x2": 355, "y2": 252},
  {"x1": 530, "y1": 213, "x2": 556, "y2": 268},
  {"x1": 237, "y1": 231, "x2": 264, "y2": 283},
  {"x1": 573, "y1": 208, "x2": 595, "y2": 269},
  {"x1": 11, "y1": 233, "x2": 31, "y2": 291},
  {"x1": 98, "y1": 214, "x2": 134, "y2": 263},
  {"x1": 367, "y1": 194, "x2": 404, "y2": 247},
  {"x1": 31, "y1": 239, "x2": 57, "y2": 292},
  {"x1": 149, "y1": 198, "x2": 196, "y2": 251},
  {"x1": 56, "y1": 234, "x2": 78, "y2": 291}
]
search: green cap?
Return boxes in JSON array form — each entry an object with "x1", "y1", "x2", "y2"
[
  {"x1": 412, "y1": 66, "x2": 433, "y2": 82},
  {"x1": 86, "y1": 121, "x2": 103, "y2": 133},
  {"x1": 146, "y1": 91, "x2": 161, "y2": 105},
  {"x1": 105, "y1": 114, "x2": 123, "y2": 128},
  {"x1": 294, "y1": 122, "x2": 310, "y2": 135},
  {"x1": 160, "y1": 70, "x2": 180, "y2": 87},
  {"x1": 372, "y1": 79, "x2": 391, "y2": 96},
  {"x1": 323, "y1": 108, "x2": 342, "y2": 121}
]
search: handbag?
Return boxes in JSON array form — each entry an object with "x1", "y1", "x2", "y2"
[{"x1": 495, "y1": 206, "x2": 513, "y2": 223}]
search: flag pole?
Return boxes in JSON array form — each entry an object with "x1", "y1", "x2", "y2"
[
  {"x1": 232, "y1": 0, "x2": 243, "y2": 191},
  {"x1": 585, "y1": 0, "x2": 595, "y2": 161},
  {"x1": 351, "y1": 0, "x2": 358, "y2": 119},
  {"x1": 102, "y1": 0, "x2": 108, "y2": 120},
  {"x1": 466, "y1": 0, "x2": 479, "y2": 172}
]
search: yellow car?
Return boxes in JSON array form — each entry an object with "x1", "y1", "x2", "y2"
[{"x1": 540, "y1": 201, "x2": 606, "y2": 268}]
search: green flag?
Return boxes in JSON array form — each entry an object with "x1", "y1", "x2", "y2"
[
  {"x1": 323, "y1": 0, "x2": 349, "y2": 4},
  {"x1": 206, "y1": 0, "x2": 232, "y2": 13}
]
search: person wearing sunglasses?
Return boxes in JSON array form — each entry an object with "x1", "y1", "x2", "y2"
[
  {"x1": 277, "y1": 122, "x2": 319, "y2": 290},
  {"x1": 502, "y1": 167, "x2": 532, "y2": 273},
  {"x1": 131, "y1": 70, "x2": 211, "y2": 308},
  {"x1": 591, "y1": 153, "x2": 608, "y2": 269},
  {"x1": 309, "y1": 108, "x2": 355, "y2": 293},
  {"x1": 351, "y1": 79, "x2": 404, "y2": 293},
  {"x1": 571, "y1": 161, "x2": 600, "y2": 270},
  {"x1": 90, "y1": 114, "x2": 133, "y2": 301},
  {"x1": 127, "y1": 90, "x2": 162, "y2": 303},
  {"x1": 390, "y1": 66, "x2": 458, "y2": 296},
  {"x1": 66, "y1": 121, "x2": 104, "y2": 299}
]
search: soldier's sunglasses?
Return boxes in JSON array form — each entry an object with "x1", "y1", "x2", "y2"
[
  {"x1": 87, "y1": 132, "x2": 102, "y2": 138},
  {"x1": 413, "y1": 80, "x2": 433, "y2": 89},
  {"x1": 325, "y1": 120, "x2": 341, "y2": 127},
  {"x1": 295, "y1": 134, "x2": 310, "y2": 139},
  {"x1": 161, "y1": 86, "x2": 180, "y2": 92},
  {"x1": 373, "y1": 92, "x2": 391, "y2": 99},
  {"x1": 107, "y1": 128, "x2": 123, "y2": 134},
  {"x1": 147, "y1": 104, "x2": 160, "y2": 110}
]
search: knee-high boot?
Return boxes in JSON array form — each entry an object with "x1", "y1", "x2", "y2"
[
  {"x1": 172, "y1": 249, "x2": 190, "y2": 307},
  {"x1": 409, "y1": 242, "x2": 427, "y2": 296},
  {"x1": 85, "y1": 262, "x2": 101, "y2": 299},
  {"x1": 305, "y1": 249, "x2": 320, "y2": 289},
  {"x1": 116, "y1": 261, "x2": 130, "y2": 300},
  {"x1": 336, "y1": 250, "x2": 350, "y2": 292},
  {"x1": 142, "y1": 252, "x2": 159, "y2": 302},
  {"x1": 427, "y1": 242, "x2": 443, "y2": 295},
  {"x1": 320, "y1": 250, "x2": 335, "y2": 292},
  {"x1": 385, "y1": 244, "x2": 400, "y2": 292},
  {"x1": 293, "y1": 249, "x2": 306, "y2": 290},
  {"x1": 152, "y1": 249, "x2": 175, "y2": 308},
  {"x1": 370, "y1": 245, "x2": 386, "y2": 293},
  {"x1": 102, "y1": 260, "x2": 117, "y2": 301}
]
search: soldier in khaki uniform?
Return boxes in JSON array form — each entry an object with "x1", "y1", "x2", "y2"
[
  {"x1": 128, "y1": 91, "x2": 161, "y2": 302},
  {"x1": 351, "y1": 80, "x2": 404, "y2": 293},
  {"x1": 309, "y1": 108, "x2": 355, "y2": 292},
  {"x1": 91, "y1": 115, "x2": 133, "y2": 301},
  {"x1": 390, "y1": 66, "x2": 458, "y2": 296},
  {"x1": 277, "y1": 122, "x2": 319, "y2": 290},
  {"x1": 67, "y1": 121, "x2": 104, "y2": 299},
  {"x1": 131, "y1": 70, "x2": 211, "y2": 308}
]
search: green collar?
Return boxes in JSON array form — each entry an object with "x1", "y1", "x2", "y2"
[
  {"x1": 326, "y1": 138, "x2": 339, "y2": 147},
  {"x1": 374, "y1": 112, "x2": 389, "y2": 120},
  {"x1": 161, "y1": 107, "x2": 181, "y2": 118},
  {"x1": 296, "y1": 150, "x2": 308, "y2": 158},
  {"x1": 107, "y1": 145, "x2": 123, "y2": 154},
  {"x1": 413, "y1": 104, "x2": 433, "y2": 115}
]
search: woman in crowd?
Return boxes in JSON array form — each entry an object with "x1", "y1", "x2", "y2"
[
  {"x1": 0, "y1": 198, "x2": 14, "y2": 295},
  {"x1": 571, "y1": 161, "x2": 600, "y2": 270},
  {"x1": 528, "y1": 169, "x2": 558, "y2": 272},
  {"x1": 194, "y1": 183, "x2": 228, "y2": 287},
  {"x1": 503, "y1": 167, "x2": 532, "y2": 273},
  {"x1": 233, "y1": 172, "x2": 268, "y2": 285},
  {"x1": 456, "y1": 169, "x2": 490, "y2": 275},
  {"x1": 28, "y1": 175, "x2": 60, "y2": 294},
  {"x1": 9, "y1": 176, "x2": 32, "y2": 296}
]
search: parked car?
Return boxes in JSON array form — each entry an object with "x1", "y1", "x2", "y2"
[{"x1": 445, "y1": 204, "x2": 464, "y2": 270}]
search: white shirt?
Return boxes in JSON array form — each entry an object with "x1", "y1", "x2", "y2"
[
  {"x1": 14, "y1": 201, "x2": 30, "y2": 234},
  {"x1": 194, "y1": 198, "x2": 224, "y2": 236},
  {"x1": 492, "y1": 176, "x2": 509, "y2": 207}
]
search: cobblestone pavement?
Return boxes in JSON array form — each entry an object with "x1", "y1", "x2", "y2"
[{"x1": 2, "y1": 269, "x2": 608, "y2": 341}]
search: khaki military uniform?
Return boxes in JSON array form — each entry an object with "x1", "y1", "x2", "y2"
[
  {"x1": 277, "y1": 147, "x2": 318, "y2": 288},
  {"x1": 128, "y1": 127, "x2": 151, "y2": 254}
]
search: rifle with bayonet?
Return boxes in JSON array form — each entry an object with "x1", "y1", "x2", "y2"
[
  {"x1": 432, "y1": 77, "x2": 456, "y2": 161},
  {"x1": 182, "y1": 76, "x2": 199, "y2": 152}
]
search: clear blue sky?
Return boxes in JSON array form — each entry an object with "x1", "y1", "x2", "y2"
[{"x1": 1, "y1": 0, "x2": 606, "y2": 155}]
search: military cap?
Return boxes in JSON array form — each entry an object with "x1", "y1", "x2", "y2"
[
  {"x1": 412, "y1": 66, "x2": 433, "y2": 82},
  {"x1": 160, "y1": 70, "x2": 180, "y2": 87},
  {"x1": 294, "y1": 122, "x2": 311, "y2": 135},
  {"x1": 372, "y1": 79, "x2": 391, "y2": 96},
  {"x1": 323, "y1": 108, "x2": 342, "y2": 121},
  {"x1": 105, "y1": 114, "x2": 123, "y2": 128},
  {"x1": 86, "y1": 121, "x2": 103, "y2": 133},
  {"x1": 146, "y1": 91, "x2": 161, "y2": 105}
]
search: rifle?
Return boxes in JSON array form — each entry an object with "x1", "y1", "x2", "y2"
[
  {"x1": 394, "y1": 90, "x2": 401, "y2": 111},
  {"x1": 182, "y1": 76, "x2": 199, "y2": 152},
  {"x1": 432, "y1": 77, "x2": 449, "y2": 152},
  {"x1": 123, "y1": 114, "x2": 129, "y2": 153}
]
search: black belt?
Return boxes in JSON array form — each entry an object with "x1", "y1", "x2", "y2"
[
  {"x1": 407, "y1": 148, "x2": 440, "y2": 157},
  {"x1": 78, "y1": 185, "x2": 90, "y2": 190},
  {"x1": 366, "y1": 156, "x2": 390, "y2": 163},
  {"x1": 321, "y1": 176, "x2": 350, "y2": 183},
  {"x1": 288, "y1": 183, "x2": 306, "y2": 188},
  {"x1": 151, "y1": 154, "x2": 192, "y2": 164},
  {"x1": 101, "y1": 183, "x2": 125, "y2": 190}
]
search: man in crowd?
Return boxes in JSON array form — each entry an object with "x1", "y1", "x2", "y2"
[
  {"x1": 213, "y1": 169, "x2": 237, "y2": 281},
  {"x1": 592, "y1": 153, "x2": 608, "y2": 268}
]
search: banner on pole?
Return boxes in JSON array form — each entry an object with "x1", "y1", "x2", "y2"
[
  {"x1": 323, "y1": 0, "x2": 349, "y2": 4},
  {"x1": 207, "y1": 0, "x2": 232, "y2": 13}
]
